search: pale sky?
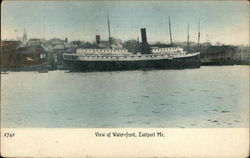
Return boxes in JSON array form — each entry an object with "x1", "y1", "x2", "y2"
[{"x1": 1, "y1": 0, "x2": 249, "y2": 45}]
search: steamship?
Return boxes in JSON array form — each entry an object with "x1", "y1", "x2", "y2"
[{"x1": 63, "y1": 17, "x2": 200, "y2": 71}]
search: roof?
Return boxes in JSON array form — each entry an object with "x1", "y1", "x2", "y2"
[
  {"x1": 201, "y1": 45, "x2": 234, "y2": 54},
  {"x1": 1, "y1": 41, "x2": 20, "y2": 47},
  {"x1": 235, "y1": 46, "x2": 250, "y2": 51},
  {"x1": 17, "y1": 45, "x2": 45, "y2": 54},
  {"x1": 53, "y1": 43, "x2": 65, "y2": 50}
]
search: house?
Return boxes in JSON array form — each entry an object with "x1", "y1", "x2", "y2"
[
  {"x1": 234, "y1": 46, "x2": 250, "y2": 63},
  {"x1": 1, "y1": 40, "x2": 46, "y2": 71},
  {"x1": 17, "y1": 45, "x2": 46, "y2": 68},
  {"x1": 28, "y1": 38, "x2": 45, "y2": 46},
  {"x1": 199, "y1": 45, "x2": 235, "y2": 65},
  {"x1": 1, "y1": 40, "x2": 20, "y2": 68}
]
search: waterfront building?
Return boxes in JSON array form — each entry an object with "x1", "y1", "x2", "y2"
[
  {"x1": 234, "y1": 46, "x2": 250, "y2": 63},
  {"x1": 1, "y1": 40, "x2": 47, "y2": 71},
  {"x1": 1, "y1": 41, "x2": 20, "y2": 68},
  {"x1": 199, "y1": 45, "x2": 235, "y2": 65},
  {"x1": 17, "y1": 45, "x2": 46, "y2": 68}
]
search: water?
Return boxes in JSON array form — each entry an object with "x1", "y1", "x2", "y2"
[{"x1": 1, "y1": 66, "x2": 249, "y2": 128}]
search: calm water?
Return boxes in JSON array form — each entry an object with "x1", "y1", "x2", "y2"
[{"x1": 1, "y1": 66, "x2": 249, "y2": 128}]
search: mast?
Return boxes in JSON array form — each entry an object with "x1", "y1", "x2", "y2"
[
  {"x1": 23, "y1": 28, "x2": 27, "y2": 42},
  {"x1": 168, "y1": 16, "x2": 173, "y2": 46},
  {"x1": 107, "y1": 15, "x2": 112, "y2": 49},
  {"x1": 137, "y1": 37, "x2": 140, "y2": 53},
  {"x1": 197, "y1": 17, "x2": 200, "y2": 47},
  {"x1": 187, "y1": 24, "x2": 189, "y2": 52}
]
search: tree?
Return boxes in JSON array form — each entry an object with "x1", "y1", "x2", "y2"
[{"x1": 123, "y1": 40, "x2": 138, "y2": 53}]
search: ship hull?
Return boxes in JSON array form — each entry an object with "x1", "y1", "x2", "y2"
[{"x1": 64, "y1": 55, "x2": 200, "y2": 72}]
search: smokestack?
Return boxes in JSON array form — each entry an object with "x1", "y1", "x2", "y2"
[
  {"x1": 96, "y1": 35, "x2": 100, "y2": 45},
  {"x1": 140, "y1": 28, "x2": 150, "y2": 54}
]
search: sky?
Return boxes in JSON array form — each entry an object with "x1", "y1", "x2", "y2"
[{"x1": 1, "y1": 0, "x2": 249, "y2": 45}]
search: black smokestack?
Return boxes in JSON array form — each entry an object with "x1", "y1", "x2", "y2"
[
  {"x1": 96, "y1": 35, "x2": 100, "y2": 45},
  {"x1": 140, "y1": 28, "x2": 150, "y2": 54}
]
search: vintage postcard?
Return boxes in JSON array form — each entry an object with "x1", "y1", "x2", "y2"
[{"x1": 1, "y1": 0, "x2": 249, "y2": 157}]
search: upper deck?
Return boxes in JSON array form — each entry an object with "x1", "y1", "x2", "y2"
[
  {"x1": 151, "y1": 47, "x2": 184, "y2": 53},
  {"x1": 76, "y1": 48, "x2": 129, "y2": 55}
]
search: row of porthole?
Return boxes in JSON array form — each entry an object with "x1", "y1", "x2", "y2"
[
  {"x1": 68, "y1": 54, "x2": 188, "y2": 59},
  {"x1": 80, "y1": 50, "x2": 127, "y2": 53},
  {"x1": 153, "y1": 48, "x2": 178, "y2": 51},
  {"x1": 76, "y1": 55, "x2": 168, "y2": 59}
]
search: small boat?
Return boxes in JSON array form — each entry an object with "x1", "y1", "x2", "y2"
[
  {"x1": 38, "y1": 69, "x2": 48, "y2": 73},
  {"x1": 1, "y1": 71, "x2": 9, "y2": 74}
]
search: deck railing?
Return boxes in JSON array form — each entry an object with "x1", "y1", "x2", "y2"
[{"x1": 63, "y1": 52, "x2": 199, "y2": 61}]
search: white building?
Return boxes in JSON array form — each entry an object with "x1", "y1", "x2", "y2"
[{"x1": 234, "y1": 46, "x2": 250, "y2": 62}]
